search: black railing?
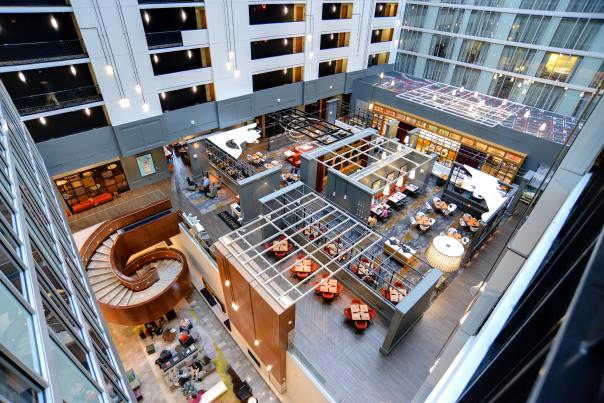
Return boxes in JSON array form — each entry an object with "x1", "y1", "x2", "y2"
[
  {"x1": 138, "y1": 0, "x2": 201, "y2": 3},
  {"x1": 13, "y1": 85, "x2": 102, "y2": 116},
  {"x1": 0, "y1": 0, "x2": 69, "y2": 5},
  {"x1": 145, "y1": 31, "x2": 183, "y2": 50},
  {"x1": 0, "y1": 39, "x2": 86, "y2": 67}
]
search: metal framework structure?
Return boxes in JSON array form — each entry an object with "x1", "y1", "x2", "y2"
[
  {"x1": 267, "y1": 108, "x2": 352, "y2": 145},
  {"x1": 220, "y1": 185, "x2": 433, "y2": 309},
  {"x1": 311, "y1": 131, "x2": 433, "y2": 194},
  {"x1": 373, "y1": 72, "x2": 580, "y2": 145}
]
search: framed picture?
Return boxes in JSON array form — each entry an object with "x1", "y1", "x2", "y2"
[
  {"x1": 386, "y1": 171, "x2": 396, "y2": 182},
  {"x1": 136, "y1": 154, "x2": 156, "y2": 177},
  {"x1": 371, "y1": 179, "x2": 382, "y2": 191}
]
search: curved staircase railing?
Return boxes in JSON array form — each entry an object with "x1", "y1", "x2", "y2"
[{"x1": 79, "y1": 198, "x2": 172, "y2": 266}]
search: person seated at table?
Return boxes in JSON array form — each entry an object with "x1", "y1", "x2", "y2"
[
  {"x1": 179, "y1": 318, "x2": 193, "y2": 333},
  {"x1": 198, "y1": 174, "x2": 210, "y2": 193},
  {"x1": 185, "y1": 177, "x2": 198, "y2": 191}
]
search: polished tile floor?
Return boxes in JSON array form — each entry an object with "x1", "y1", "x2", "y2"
[{"x1": 108, "y1": 289, "x2": 278, "y2": 403}]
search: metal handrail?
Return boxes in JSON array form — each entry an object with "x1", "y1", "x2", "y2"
[
  {"x1": 13, "y1": 85, "x2": 101, "y2": 116},
  {"x1": 0, "y1": 38, "x2": 86, "y2": 67}
]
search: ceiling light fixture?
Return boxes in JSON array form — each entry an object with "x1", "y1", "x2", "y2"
[
  {"x1": 84, "y1": 108, "x2": 91, "y2": 116},
  {"x1": 105, "y1": 65, "x2": 114, "y2": 75},
  {"x1": 330, "y1": 34, "x2": 334, "y2": 40},
  {"x1": 39, "y1": 117, "x2": 47, "y2": 125},
  {"x1": 187, "y1": 50, "x2": 193, "y2": 59},
  {"x1": 143, "y1": 12, "x2": 150, "y2": 24},
  {"x1": 142, "y1": 103, "x2": 150, "y2": 112},
  {"x1": 192, "y1": 85, "x2": 197, "y2": 93},
  {"x1": 18, "y1": 72, "x2": 26, "y2": 83},
  {"x1": 70, "y1": 65, "x2": 77, "y2": 76},
  {"x1": 283, "y1": 38, "x2": 288, "y2": 46},
  {"x1": 332, "y1": 4, "x2": 337, "y2": 13},
  {"x1": 119, "y1": 98, "x2": 130, "y2": 108},
  {"x1": 226, "y1": 61, "x2": 232, "y2": 70},
  {"x1": 153, "y1": 54, "x2": 159, "y2": 64},
  {"x1": 283, "y1": 68, "x2": 287, "y2": 74},
  {"x1": 135, "y1": 84, "x2": 142, "y2": 95},
  {"x1": 224, "y1": 280, "x2": 230, "y2": 287},
  {"x1": 160, "y1": 92, "x2": 166, "y2": 100},
  {"x1": 283, "y1": 6, "x2": 288, "y2": 15},
  {"x1": 234, "y1": 69, "x2": 240, "y2": 78},
  {"x1": 228, "y1": 51, "x2": 234, "y2": 61},
  {"x1": 254, "y1": 340, "x2": 260, "y2": 346},
  {"x1": 50, "y1": 16, "x2": 58, "y2": 30},
  {"x1": 181, "y1": 9, "x2": 187, "y2": 22}
]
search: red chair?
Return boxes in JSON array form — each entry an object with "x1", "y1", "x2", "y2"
[
  {"x1": 322, "y1": 293, "x2": 335, "y2": 304},
  {"x1": 343, "y1": 308, "x2": 352, "y2": 321},
  {"x1": 351, "y1": 298, "x2": 363, "y2": 305},
  {"x1": 297, "y1": 272, "x2": 309, "y2": 280},
  {"x1": 336, "y1": 284, "x2": 344, "y2": 294},
  {"x1": 379, "y1": 288, "x2": 390, "y2": 300},
  {"x1": 368, "y1": 308, "x2": 377, "y2": 321},
  {"x1": 354, "y1": 320, "x2": 368, "y2": 334}
]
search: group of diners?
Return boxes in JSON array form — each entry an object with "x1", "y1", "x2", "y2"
[{"x1": 409, "y1": 195, "x2": 482, "y2": 235}]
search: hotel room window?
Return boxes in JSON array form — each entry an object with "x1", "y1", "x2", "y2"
[
  {"x1": 536, "y1": 52, "x2": 582, "y2": 82},
  {"x1": 434, "y1": 7, "x2": 464, "y2": 33},
  {"x1": 507, "y1": 15, "x2": 551, "y2": 44},
  {"x1": 403, "y1": 4, "x2": 427, "y2": 28},
  {"x1": 550, "y1": 18, "x2": 602, "y2": 51}
]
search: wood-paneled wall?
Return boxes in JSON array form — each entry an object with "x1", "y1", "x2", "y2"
[{"x1": 215, "y1": 244, "x2": 295, "y2": 392}]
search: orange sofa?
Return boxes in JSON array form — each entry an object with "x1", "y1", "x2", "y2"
[{"x1": 72, "y1": 193, "x2": 113, "y2": 214}]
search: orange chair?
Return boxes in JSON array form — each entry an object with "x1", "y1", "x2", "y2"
[
  {"x1": 343, "y1": 308, "x2": 352, "y2": 321},
  {"x1": 368, "y1": 308, "x2": 377, "y2": 321},
  {"x1": 351, "y1": 298, "x2": 363, "y2": 305},
  {"x1": 322, "y1": 293, "x2": 335, "y2": 304},
  {"x1": 379, "y1": 288, "x2": 390, "y2": 300},
  {"x1": 354, "y1": 320, "x2": 368, "y2": 334}
]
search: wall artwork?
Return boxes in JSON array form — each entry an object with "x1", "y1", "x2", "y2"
[{"x1": 136, "y1": 154, "x2": 156, "y2": 177}]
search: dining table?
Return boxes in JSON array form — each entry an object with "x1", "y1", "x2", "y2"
[
  {"x1": 434, "y1": 200, "x2": 449, "y2": 211},
  {"x1": 415, "y1": 215, "x2": 431, "y2": 226},
  {"x1": 464, "y1": 215, "x2": 480, "y2": 228},
  {"x1": 350, "y1": 303, "x2": 371, "y2": 321},
  {"x1": 272, "y1": 240, "x2": 289, "y2": 252},
  {"x1": 388, "y1": 192, "x2": 406, "y2": 208},
  {"x1": 303, "y1": 225, "x2": 321, "y2": 239},
  {"x1": 318, "y1": 279, "x2": 339, "y2": 295},
  {"x1": 405, "y1": 183, "x2": 419, "y2": 195},
  {"x1": 388, "y1": 286, "x2": 406, "y2": 303},
  {"x1": 448, "y1": 232, "x2": 462, "y2": 240}
]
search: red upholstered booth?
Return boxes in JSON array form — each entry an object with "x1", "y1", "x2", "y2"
[{"x1": 72, "y1": 193, "x2": 113, "y2": 214}]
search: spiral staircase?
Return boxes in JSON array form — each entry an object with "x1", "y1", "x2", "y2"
[{"x1": 80, "y1": 200, "x2": 191, "y2": 325}]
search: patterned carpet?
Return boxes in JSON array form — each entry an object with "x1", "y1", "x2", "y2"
[{"x1": 181, "y1": 188, "x2": 236, "y2": 215}]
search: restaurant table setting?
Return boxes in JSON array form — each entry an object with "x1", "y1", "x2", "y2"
[
  {"x1": 291, "y1": 258, "x2": 316, "y2": 279},
  {"x1": 388, "y1": 191, "x2": 407, "y2": 208}
]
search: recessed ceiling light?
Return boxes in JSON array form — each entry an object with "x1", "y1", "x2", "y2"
[
  {"x1": 192, "y1": 86, "x2": 197, "y2": 93},
  {"x1": 50, "y1": 16, "x2": 58, "y2": 30},
  {"x1": 105, "y1": 65, "x2": 114, "y2": 75},
  {"x1": 283, "y1": 6, "x2": 288, "y2": 15},
  {"x1": 142, "y1": 103, "x2": 150, "y2": 112},
  {"x1": 332, "y1": 4, "x2": 337, "y2": 13},
  {"x1": 283, "y1": 38, "x2": 288, "y2": 46},
  {"x1": 18, "y1": 72, "x2": 26, "y2": 83},
  {"x1": 84, "y1": 108, "x2": 91, "y2": 116},
  {"x1": 181, "y1": 9, "x2": 187, "y2": 22},
  {"x1": 160, "y1": 92, "x2": 166, "y2": 100},
  {"x1": 153, "y1": 54, "x2": 159, "y2": 63},
  {"x1": 234, "y1": 69, "x2": 240, "y2": 78},
  {"x1": 39, "y1": 117, "x2": 47, "y2": 125},
  {"x1": 187, "y1": 50, "x2": 193, "y2": 59},
  {"x1": 70, "y1": 65, "x2": 77, "y2": 76},
  {"x1": 143, "y1": 12, "x2": 150, "y2": 24}
]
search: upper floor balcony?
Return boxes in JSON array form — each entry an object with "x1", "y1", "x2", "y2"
[
  {"x1": 320, "y1": 32, "x2": 350, "y2": 50},
  {"x1": 141, "y1": 6, "x2": 206, "y2": 50},
  {"x1": 0, "y1": 39, "x2": 86, "y2": 67},
  {"x1": 251, "y1": 37, "x2": 304, "y2": 60},
  {"x1": 322, "y1": 3, "x2": 353, "y2": 20},
  {"x1": 371, "y1": 28, "x2": 394, "y2": 44},
  {"x1": 374, "y1": 2, "x2": 399, "y2": 18},
  {"x1": 151, "y1": 47, "x2": 211, "y2": 76},
  {"x1": 249, "y1": 3, "x2": 305, "y2": 25},
  {"x1": 12, "y1": 85, "x2": 102, "y2": 116},
  {"x1": 0, "y1": 12, "x2": 86, "y2": 67}
]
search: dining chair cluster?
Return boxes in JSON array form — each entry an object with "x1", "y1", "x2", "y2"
[{"x1": 344, "y1": 299, "x2": 378, "y2": 334}]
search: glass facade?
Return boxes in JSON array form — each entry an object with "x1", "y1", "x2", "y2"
[
  {"x1": 395, "y1": 1, "x2": 604, "y2": 116},
  {"x1": 0, "y1": 82, "x2": 129, "y2": 401}
]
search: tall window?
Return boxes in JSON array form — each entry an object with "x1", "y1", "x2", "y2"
[
  {"x1": 497, "y1": 46, "x2": 536, "y2": 74},
  {"x1": 550, "y1": 18, "x2": 602, "y2": 51},
  {"x1": 434, "y1": 7, "x2": 464, "y2": 33},
  {"x1": 424, "y1": 59, "x2": 449, "y2": 82},
  {"x1": 519, "y1": 0, "x2": 559, "y2": 10},
  {"x1": 399, "y1": 30, "x2": 422, "y2": 52},
  {"x1": 458, "y1": 40, "x2": 490, "y2": 65},
  {"x1": 566, "y1": 0, "x2": 604, "y2": 13},
  {"x1": 536, "y1": 52, "x2": 581, "y2": 82},
  {"x1": 403, "y1": 4, "x2": 428, "y2": 28},
  {"x1": 450, "y1": 66, "x2": 481, "y2": 90},
  {"x1": 523, "y1": 83, "x2": 565, "y2": 111},
  {"x1": 488, "y1": 74, "x2": 523, "y2": 101},
  {"x1": 395, "y1": 54, "x2": 417, "y2": 74},
  {"x1": 466, "y1": 11, "x2": 500, "y2": 38},
  {"x1": 429, "y1": 35, "x2": 454, "y2": 59},
  {"x1": 508, "y1": 15, "x2": 551, "y2": 44}
]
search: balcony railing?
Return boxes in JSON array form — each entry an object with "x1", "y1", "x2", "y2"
[
  {"x1": 0, "y1": 0, "x2": 69, "y2": 5},
  {"x1": 13, "y1": 85, "x2": 102, "y2": 116},
  {"x1": 0, "y1": 39, "x2": 86, "y2": 67},
  {"x1": 138, "y1": 0, "x2": 201, "y2": 3},
  {"x1": 145, "y1": 31, "x2": 183, "y2": 50}
]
